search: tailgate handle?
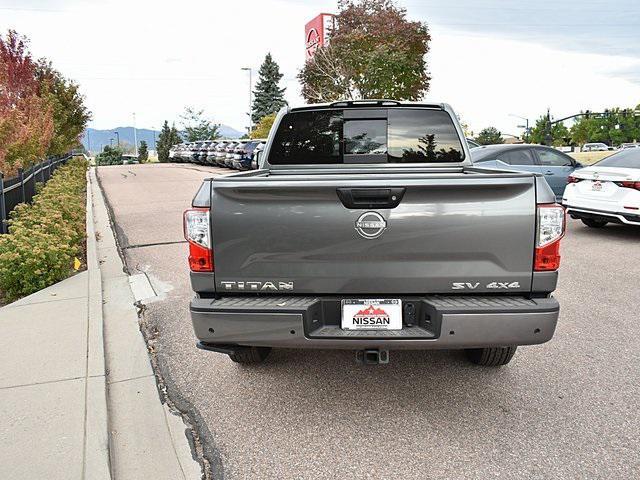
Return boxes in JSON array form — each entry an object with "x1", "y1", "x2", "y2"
[{"x1": 337, "y1": 188, "x2": 406, "y2": 209}]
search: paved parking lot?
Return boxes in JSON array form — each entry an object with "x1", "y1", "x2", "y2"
[{"x1": 97, "y1": 163, "x2": 640, "y2": 479}]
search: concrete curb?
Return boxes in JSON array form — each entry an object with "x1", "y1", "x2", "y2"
[
  {"x1": 84, "y1": 171, "x2": 112, "y2": 478},
  {"x1": 89, "y1": 167, "x2": 201, "y2": 480}
]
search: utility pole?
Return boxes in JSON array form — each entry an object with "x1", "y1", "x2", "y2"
[
  {"x1": 133, "y1": 112, "x2": 138, "y2": 156},
  {"x1": 241, "y1": 67, "x2": 253, "y2": 134},
  {"x1": 113, "y1": 131, "x2": 120, "y2": 146}
]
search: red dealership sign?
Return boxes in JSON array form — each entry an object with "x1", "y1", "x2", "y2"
[{"x1": 305, "y1": 13, "x2": 335, "y2": 59}]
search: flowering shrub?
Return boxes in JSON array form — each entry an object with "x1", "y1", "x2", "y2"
[{"x1": 0, "y1": 157, "x2": 87, "y2": 300}]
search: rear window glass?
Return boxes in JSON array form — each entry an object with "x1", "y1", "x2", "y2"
[
  {"x1": 269, "y1": 108, "x2": 464, "y2": 165},
  {"x1": 594, "y1": 150, "x2": 640, "y2": 169}
]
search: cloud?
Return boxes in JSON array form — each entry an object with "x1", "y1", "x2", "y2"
[{"x1": 2, "y1": 0, "x2": 638, "y2": 134}]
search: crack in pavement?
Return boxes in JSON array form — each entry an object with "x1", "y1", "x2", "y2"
[{"x1": 123, "y1": 240, "x2": 187, "y2": 250}]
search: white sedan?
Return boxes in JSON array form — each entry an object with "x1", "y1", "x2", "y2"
[{"x1": 563, "y1": 149, "x2": 640, "y2": 227}]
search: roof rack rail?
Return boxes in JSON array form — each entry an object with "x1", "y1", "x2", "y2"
[{"x1": 329, "y1": 99, "x2": 402, "y2": 107}]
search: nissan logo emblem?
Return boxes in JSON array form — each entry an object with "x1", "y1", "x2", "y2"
[{"x1": 355, "y1": 211, "x2": 387, "y2": 239}]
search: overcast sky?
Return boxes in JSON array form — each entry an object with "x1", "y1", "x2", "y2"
[{"x1": 2, "y1": 0, "x2": 639, "y2": 136}]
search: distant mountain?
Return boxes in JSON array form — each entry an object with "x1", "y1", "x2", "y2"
[
  {"x1": 219, "y1": 125, "x2": 245, "y2": 138},
  {"x1": 82, "y1": 124, "x2": 245, "y2": 153}
]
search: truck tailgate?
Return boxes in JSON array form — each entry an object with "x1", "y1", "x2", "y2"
[{"x1": 211, "y1": 172, "x2": 536, "y2": 294}]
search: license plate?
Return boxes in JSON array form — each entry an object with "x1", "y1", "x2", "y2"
[
  {"x1": 341, "y1": 299, "x2": 402, "y2": 330},
  {"x1": 592, "y1": 181, "x2": 603, "y2": 191}
]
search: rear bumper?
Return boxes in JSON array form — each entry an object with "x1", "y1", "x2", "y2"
[
  {"x1": 564, "y1": 205, "x2": 640, "y2": 225},
  {"x1": 190, "y1": 295, "x2": 560, "y2": 350}
]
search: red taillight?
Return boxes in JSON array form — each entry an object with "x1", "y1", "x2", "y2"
[
  {"x1": 534, "y1": 204, "x2": 565, "y2": 271},
  {"x1": 614, "y1": 181, "x2": 640, "y2": 190},
  {"x1": 534, "y1": 241, "x2": 561, "y2": 271},
  {"x1": 567, "y1": 175, "x2": 581, "y2": 184},
  {"x1": 187, "y1": 243, "x2": 213, "y2": 272},
  {"x1": 183, "y1": 208, "x2": 213, "y2": 272}
]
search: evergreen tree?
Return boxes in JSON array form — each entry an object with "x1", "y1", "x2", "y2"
[
  {"x1": 138, "y1": 140, "x2": 148, "y2": 162},
  {"x1": 251, "y1": 53, "x2": 287, "y2": 124},
  {"x1": 169, "y1": 124, "x2": 181, "y2": 145},
  {"x1": 156, "y1": 121, "x2": 172, "y2": 162}
]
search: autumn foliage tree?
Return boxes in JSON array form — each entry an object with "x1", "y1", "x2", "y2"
[
  {"x1": 35, "y1": 60, "x2": 91, "y2": 156},
  {"x1": 0, "y1": 30, "x2": 90, "y2": 175},
  {"x1": 0, "y1": 30, "x2": 53, "y2": 174},
  {"x1": 298, "y1": 0, "x2": 431, "y2": 102}
]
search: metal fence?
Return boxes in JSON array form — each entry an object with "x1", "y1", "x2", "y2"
[{"x1": 0, "y1": 154, "x2": 72, "y2": 234}]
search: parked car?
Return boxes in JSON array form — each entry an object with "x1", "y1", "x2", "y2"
[
  {"x1": 619, "y1": 142, "x2": 640, "y2": 150},
  {"x1": 223, "y1": 141, "x2": 240, "y2": 168},
  {"x1": 251, "y1": 141, "x2": 266, "y2": 170},
  {"x1": 471, "y1": 144, "x2": 582, "y2": 201},
  {"x1": 188, "y1": 142, "x2": 203, "y2": 163},
  {"x1": 582, "y1": 142, "x2": 609, "y2": 152},
  {"x1": 214, "y1": 141, "x2": 231, "y2": 166},
  {"x1": 172, "y1": 144, "x2": 182, "y2": 162},
  {"x1": 204, "y1": 141, "x2": 219, "y2": 164},
  {"x1": 228, "y1": 140, "x2": 250, "y2": 169},
  {"x1": 179, "y1": 143, "x2": 192, "y2": 162},
  {"x1": 195, "y1": 141, "x2": 213, "y2": 163},
  {"x1": 563, "y1": 148, "x2": 640, "y2": 227},
  {"x1": 185, "y1": 100, "x2": 564, "y2": 367},
  {"x1": 169, "y1": 145, "x2": 178, "y2": 161},
  {"x1": 122, "y1": 154, "x2": 139, "y2": 165},
  {"x1": 232, "y1": 140, "x2": 266, "y2": 170}
]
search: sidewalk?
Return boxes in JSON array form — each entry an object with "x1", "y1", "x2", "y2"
[
  {"x1": 0, "y1": 175, "x2": 109, "y2": 479},
  {"x1": 0, "y1": 168, "x2": 201, "y2": 479}
]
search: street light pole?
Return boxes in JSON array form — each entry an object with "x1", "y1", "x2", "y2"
[
  {"x1": 132, "y1": 113, "x2": 138, "y2": 156},
  {"x1": 509, "y1": 113, "x2": 530, "y2": 142},
  {"x1": 113, "y1": 131, "x2": 120, "y2": 146},
  {"x1": 241, "y1": 67, "x2": 252, "y2": 134}
]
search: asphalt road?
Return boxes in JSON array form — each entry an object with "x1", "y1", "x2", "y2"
[{"x1": 97, "y1": 163, "x2": 640, "y2": 479}]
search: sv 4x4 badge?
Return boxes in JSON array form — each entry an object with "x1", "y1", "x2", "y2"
[{"x1": 452, "y1": 281, "x2": 521, "y2": 290}]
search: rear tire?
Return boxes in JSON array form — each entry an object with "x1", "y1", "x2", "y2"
[
  {"x1": 465, "y1": 346, "x2": 517, "y2": 366},
  {"x1": 581, "y1": 218, "x2": 608, "y2": 228},
  {"x1": 228, "y1": 346, "x2": 272, "y2": 364}
]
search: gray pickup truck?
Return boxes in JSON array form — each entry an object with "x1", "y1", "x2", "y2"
[{"x1": 184, "y1": 100, "x2": 565, "y2": 366}]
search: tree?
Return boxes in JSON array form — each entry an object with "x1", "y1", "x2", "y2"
[
  {"x1": 569, "y1": 108, "x2": 640, "y2": 146},
  {"x1": 457, "y1": 114, "x2": 473, "y2": 138},
  {"x1": 156, "y1": 120, "x2": 181, "y2": 162},
  {"x1": 138, "y1": 140, "x2": 148, "y2": 162},
  {"x1": 529, "y1": 115, "x2": 570, "y2": 146},
  {"x1": 250, "y1": 113, "x2": 277, "y2": 139},
  {"x1": 475, "y1": 127, "x2": 504, "y2": 145},
  {"x1": 95, "y1": 145, "x2": 123, "y2": 165},
  {"x1": 179, "y1": 107, "x2": 219, "y2": 141},
  {"x1": 35, "y1": 60, "x2": 91, "y2": 156},
  {"x1": 0, "y1": 30, "x2": 54, "y2": 174},
  {"x1": 298, "y1": 0, "x2": 431, "y2": 102},
  {"x1": 251, "y1": 53, "x2": 287, "y2": 124}
]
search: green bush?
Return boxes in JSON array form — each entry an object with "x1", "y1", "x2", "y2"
[
  {"x1": 95, "y1": 145, "x2": 124, "y2": 165},
  {"x1": 0, "y1": 157, "x2": 88, "y2": 300}
]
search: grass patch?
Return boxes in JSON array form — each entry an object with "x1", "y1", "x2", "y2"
[
  {"x1": 569, "y1": 151, "x2": 614, "y2": 165},
  {"x1": 0, "y1": 157, "x2": 88, "y2": 301}
]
